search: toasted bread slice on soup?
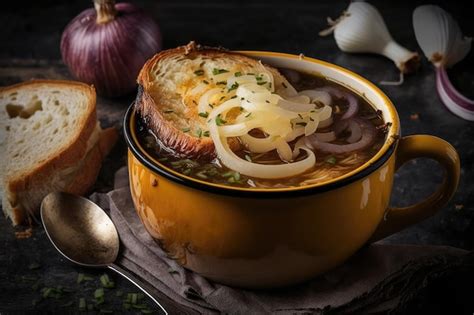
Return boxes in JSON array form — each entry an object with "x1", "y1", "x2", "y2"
[
  {"x1": 136, "y1": 41, "x2": 294, "y2": 160},
  {"x1": 0, "y1": 80, "x2": 117, "y2": 226}
]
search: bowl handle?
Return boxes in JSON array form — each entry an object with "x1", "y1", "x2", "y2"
[{"x1": 370, "y1": 135, "x2": 460, "y2": 242}]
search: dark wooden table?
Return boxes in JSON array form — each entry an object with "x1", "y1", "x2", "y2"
[{"x1": 1, "y1": 0, "x2": 473, "y2": 313}]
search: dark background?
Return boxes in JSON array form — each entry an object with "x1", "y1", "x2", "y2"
[{"x1": 1, "y1": 0, "x2": 473, "y2": 313}]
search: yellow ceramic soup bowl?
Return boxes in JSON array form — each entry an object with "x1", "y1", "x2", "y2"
[{"x1": 124, "y1": 51, "x2": 460, "y2": 288}]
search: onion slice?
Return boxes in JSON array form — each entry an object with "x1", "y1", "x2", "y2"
[
  {"x1": 305, "y1": 119, "x2": 376, "y2": 154},
  {"x1": 436, "y1": 67, "x2": 474, "y2": 121}
]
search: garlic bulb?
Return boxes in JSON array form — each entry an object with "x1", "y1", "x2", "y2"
[
  {"x1": 413, "y1": 5, "x2": 472, "y2": 68},
  {"x1": 320, "y1": 2, "x2": 420, "y2": 76}
]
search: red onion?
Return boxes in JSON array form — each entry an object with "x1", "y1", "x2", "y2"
[
  {"x1": 61, "y1": 0, "x2": 162, "y2": 97},
  {"x1": 317, "y1": 86, "x2": 359, "y2": 120},
  {"x1": 436, "y1": 67, "x2": 474, "y2": 121},
  {"x1": 305, "y1": 119, "x2": 376, "y2": 154},
  {"x1": 346, "y1": 120, "x2": 362, "y2": 143}
]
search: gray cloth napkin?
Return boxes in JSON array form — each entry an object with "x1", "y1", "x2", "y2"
[{"x1": 91, "y1": 167, "x2": 468, "y2": 314}]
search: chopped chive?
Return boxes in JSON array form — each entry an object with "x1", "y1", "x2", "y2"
[
  {"x1": 309, "y1": 117, "x2": 315, "y2": 121},
  {"x1": 182, "y1": 168, "x2": 192, "y2": 175},
  {"x1": 203, "y1": 80, "x2": 209, "y2": 84},
  {"x1": 196, "y1": 128, "x2": 203, "y2": 138},
  {"x1": 61, "y1": 301, "x2": 74, "y2": 307},
  {"x1": 247, "y1": 72, "x2": 255, "y2": 75},
  {"x1": 215, "y1": 114, "x2": 227, "y2": 126},
  {"x1": 116, "y1": 290, "x2": 123, "y2": 297},
  {"x1": 282, "y1": 82, "x2": 288, "y2": 88},
  {"x1": 222, "y1": 171, "x2": 234, "y2": 178},
  {"x1": 182, "y1": 127, "x2": 190, "y2": 133},
  {"x1": 228, "y1": 177, "x2": 236, "y2": 183},
  {"x1": 208, "y1": 104, "x2": 214, "y2": 108},
  {"x1": 296, "y1": 122, "x2": 307, "y2": 126},
  {"x1": 265, "y1": 100, "x2": 270, "y2": 103},
  {"x1": 228, "y1": 82, "x2": 239, "y2": 92},
  {"x1": 79, "y1": 298, "x2": 86, "y2": 311},
  {"x1": 100, "y1": 274, "x2": 114, "y2": 288},
  {"x1": 141, "y1": 310, "x2": 153, "y2": 314},
  {"x1": 231, "y1": 95, "x2": 237, "y2": 99},
  {"x1": 233, "y1": 172, "x2": 241, "y2": 181},
  {"x1": 192, "y1": 100, "x2": 197, "y2": 105},
  {"x1": 203, "y1": 130, "x2": 210, "y2": 137},
  {"x1": 216, "y1": 81, "x2": 227, "y2": 85},
  {"x1": 194, "y1": 69, "x2": 204, "y2": 76},
  {"x1": 198, "y1": 112, "x2": 209, "y2": 118},
  {"x1": 325, "y1": 156, "x2": 337, "y2": 165},
  {"x1": 234, "y1": 71, "x2": 242, "y2": 77},
  {"x1": 164, "y1": 110, "x2": 174, "y2": 114},
  {"x1": 94, "y1": 288, "x2": 105, "y2": 299},
  {"x1": 158, "y1": 157, "x2": 168, "y2": 162},
  {"x1": 131, "y1": 293, "x2": 138, "y2": 304},
  {"x1": 255, "y1": 75, "x2": 263, "y2": 81},
  {"x1": 298, "y1": 114, "x2": 303, "y2": 119},
  {"x1": 212, "y1": 68, "x2": 229, "y2": 75},
  {"x1": 240, "y1": 97, "x2": 245, "y2": 100},
  {"x1": 196, "y1": 172, "x2": 208, "y2": 179},
  {"x1": 28, "y1": 262, "x2": 41, "y2": 270},
  {"x1": 132, "y1": 304, "x2": 148, "y2": 310},
  {"x1": 245, "y1": 154, "x2": 252, "y2": 162},
  {"x1": 239, "y1": 106, "x2": 244, "y2": 111},
  {"x1": 245, "y1": 112, "x2": 252, "y2": 118},
  {"x1": 219, "y1": 95, "x2": 226, "y2": 101}
]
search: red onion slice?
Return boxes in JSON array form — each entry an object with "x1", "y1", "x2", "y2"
[
  {"x1": 314, "y1": 131, "x2": 337, "y2": 142},
  {"x1": 346, "y1": 120, "x2": 362, "y2": 143},
  {"x1": 436, "y1": 67, "x2": 474, "y2": 121},
  {"x1": 316, "y1": 86, "x2": 359, "y2": 120},
  {"x1": 305, "y1": 118, "x2": 376, "y2": 154}
]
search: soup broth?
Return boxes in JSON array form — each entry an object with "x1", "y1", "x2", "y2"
[{"x1": 136, "y1": 69, "x2": 388, "y2": 189}]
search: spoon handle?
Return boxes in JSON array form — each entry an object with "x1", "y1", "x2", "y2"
[{"x1": 108, "y1": 263, "x2": 168, "y2": 314}]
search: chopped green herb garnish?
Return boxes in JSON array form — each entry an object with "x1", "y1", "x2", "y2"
[
  {"x1": 247, "y1": 72, "x2": 255, "y2": 75},
  {"x1": 216, "y1": 81, "x2": 227, "y2": 85},
  {"x1": 257, "y1": 81, "x2": 267, "y2": 85},
  {"x1": 227, "y1": 177, "x2": 236, "y2": 183},
  {"x1": 296, "y1": 122, "x2": 307, "y2": 126},
  {"x1": 222, "y1": 171, "x2": 233, "y2": 178},
  {"x1": 219, "y1": 95, "x2": 226, "y2": 101},
  {"x1": 94, "y1": 288, "x2": 105, "y2": 299},
  {"x1": 79, "y1": 298, "x2": 86, "y2": 311},
  {"x1": 28, "y1": 262, "x2": 41, "y2": 270},
  {"x1": 245, "y1": 112, "x2": 252, "y2": 118},
  {"x1": 198, "y1": 112, "x2": 209, "y2": 118},
  {"x1": 194, "y1": 69, "x2": 205, "y2": 76},
  {"x1": 309, "y1": 117, "x2": 315, "y2": 121},
  {"x1": 203, "y1": 80, "x2": 209, "y2": 84},
  {"x1": 164, "y1": 110, "x2": 174, "y2": 114},
  {"x1": 182, "y1": 127, "x2": 190, "y2": 133},
  {"x1": 196, "y1": 128, "x2": 203, "y2": 138},
  {"x1": 255, "y1": 75, "x2": 263, "y2": 81},
  {"x1": 228, "y1": 82, "x2": 239, "y2": 92},
  {"x1": 182, "y1": 168, "x2": 192, "y2": 175},
  {"x1": 245, "y1": 154, "x2": 252, "y2": 162},
  {"x1": 192, "y1": 100, "x2": 198, "y2": 105},
  {"x1": 282, "y1": 82, "x2": 288, "y2": 88},
  {"x1": 212, "y1": 68, "x2": 229, "y2": 75},
  {"x1": 203, "y1": 130, "x2": 210, "y2": 137},
  {"x1": 208, "y1": 104, "x2": 214, "y2": 108},
  {"x1": 298, "y1": 114, "x2": 303, "y2": 119},
  {"x1": 265, "y1": 100, "x2": 270, "y2": 103},
  {"x1": 141, "y1": 309, "x2": 153, "y2": 314},
  {"x1": 215, "y1": 114, "x2": 227, "y2": 126},
  {"x1": 231, "y1": 95, "x2": 237, "y2": 99},
  {"x1": 196, "y1": 172, "x2": 208, "y2": 179},
  {"x1": 158, "y1": 157, "x2": 168, "y2": 162},
  {"x1": 233, "y1": 172, "x2": 241, "y2": 181},
  {"x1": 234, "y1": 71, "x2": 242, "y2": 77},
  {"x1": 325, "y1": 156, "x2": 337, "y2": 165},
  {"x1": 100, "y1": 274, "x2": 114, "y2": 288}
]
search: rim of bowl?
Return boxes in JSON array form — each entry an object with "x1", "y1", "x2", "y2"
[{"x1": 124, "y1": 51, "x2": 400, "y2": 198}]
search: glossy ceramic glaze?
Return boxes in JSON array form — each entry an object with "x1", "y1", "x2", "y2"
[{"x1": 124, "y1": 52, "x2": 460, "y2": 288}]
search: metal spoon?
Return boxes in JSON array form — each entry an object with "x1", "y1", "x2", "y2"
[{"x1": 40, "y1": 192, "x2": 167, "y2": 314}]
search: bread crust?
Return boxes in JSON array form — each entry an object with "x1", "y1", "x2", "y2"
[{"x1": 136, "y1": 42, "x2": 281, "y2": 160}]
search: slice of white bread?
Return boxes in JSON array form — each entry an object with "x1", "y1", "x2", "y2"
[
  {"x1": 0, "y1": 80, "x2": 117, "y2": 226},
  {"x1": 136, "y1": 41, "x2": 294, "y2": 159}
]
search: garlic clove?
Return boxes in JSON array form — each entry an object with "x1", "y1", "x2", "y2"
[
  {"x1": 413, "y1": 5, "x2": 472, "y2": 68},
  {"x1": 327, "y1": 2, "x2": 419, "y2": 74}
]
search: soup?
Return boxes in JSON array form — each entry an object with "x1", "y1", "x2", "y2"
[{"x1": 136, "y1": 69, "x2": 388, "y2": 188}]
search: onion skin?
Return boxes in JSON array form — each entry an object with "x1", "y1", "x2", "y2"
[{"x1": 61, "y1": 2, "x2": 162, "y2": 97}]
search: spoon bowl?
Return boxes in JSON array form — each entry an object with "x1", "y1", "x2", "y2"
[{"x1": 41, "y1": 192, "x2": 119, "y2": 267}]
